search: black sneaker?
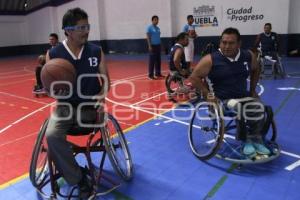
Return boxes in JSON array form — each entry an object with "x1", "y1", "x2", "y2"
[{"x1": 78, "y1": 167, "x2": 93, "y2": 199}]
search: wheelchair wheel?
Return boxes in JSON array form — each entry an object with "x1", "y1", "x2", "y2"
[
  {"x1": 165, "y1": 73, "x2": 184, "y2": 95},
  {"x1": 29, "y1": 119, "x2": 49, "y2": 188},
  {"x1": 102, "y1": 114, "x2": 133, "y2": 181},
  {"x1": 275, "y1": 60, "x2": 286, "y2": 78},
  {"x1": 188, "y1": 101, "x2": 225, "y2": 160}
]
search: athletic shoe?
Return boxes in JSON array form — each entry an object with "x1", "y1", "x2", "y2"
[
  {"x1": 253, "y1": 143, "x2": 271, "y2": 155},
  {"x1": 243, "y1": 142, "x2": 256, "y2": 157}
]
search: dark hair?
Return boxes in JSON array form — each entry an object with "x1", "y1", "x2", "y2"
[
  {"x1": 264, "y1": 23, "x2": 272, "y2": 28},
  {"x1": 221, "y1": 27, "x2": 241, "y2": 41},
  {"x1": 152, "y1": 15, "x2": 159, "y2": 21},
  {"x1": 49, "y1": 33, "x2": 58, "y2": 40},
  {"x1": 187, "y1": 15, "x2": 193, "y2": 20},
  {"x1": 175, "y1": 32, "x2": 188, "y2": 42},
  {"x1": 62, "y1": 7, "x2": 88, "y2": 29}
]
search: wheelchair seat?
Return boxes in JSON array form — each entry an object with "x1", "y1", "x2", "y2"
[{"x1": 29, "y1": 112, "x2": 133, "y2": 199}]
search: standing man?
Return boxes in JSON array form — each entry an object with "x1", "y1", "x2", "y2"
[
  {"x1": 146, "y1": 15, "x2": 164, "y2": 80},
  {"x1": 45, "y1": 7, "x2": 110, "y2": 198},
  {"x1": 183, "y1": 15, "x2": 197, "y2": 69},
  {"x1": 190, "y1": 27, "x2": 270, "y2": 157}
]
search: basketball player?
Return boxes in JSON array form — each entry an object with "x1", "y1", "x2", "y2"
[
  {"x1": 182, "y1": 15, "x2": 197, "y2": 69},
  {"x1": 190, "y1": 27, "x2": 271, "y2": 157},
  {"x1": 254, "y1": 23, "x2": 279, "y2": 59},
  {"x1": 45, "y1": 8, "x2": 110, "y2": 198},
  {"x1": 168, "y1": 32, "x2": 190, "y2": 93},
  {"x1": 168, "y1": 32, "x2": 189, "y2": 77},
  {"x1": 33, "y1": 33, "x2": 59, "y2": 92}
]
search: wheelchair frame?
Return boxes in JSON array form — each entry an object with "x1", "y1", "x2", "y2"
[
  {"x1": 188, "y1": 100, "x2": 280, "y2": 164},
  {"x1": 29, "y1": 113, "x2": 133, "y2": 199},
  {"x1": 165, "y1": 72, "x2": 195, "y2": 103},
  {"x1": 257, "y1": 49, "x2": 286, "y2": 79}
]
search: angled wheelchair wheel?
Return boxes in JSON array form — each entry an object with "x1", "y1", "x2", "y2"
[
  {"x1": 275, "y1": 60, "x2": 286, "y2": 78},
  {"x1": 165, "y1": 73, "x2": 184, "y2": 95},
  {"x1": 188, "y1": 101, "x2": 225, "y2": 160},
  {"x1": 102, "y1": 114, "x2": 133, "y2": 181},
  {"x1": 29, "y1": 119, "x2": 49, "y2": 188}
]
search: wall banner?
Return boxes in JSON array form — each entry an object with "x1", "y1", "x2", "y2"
[{"x1": 193, "y1": 5, "x2": 219, "y2": 27}]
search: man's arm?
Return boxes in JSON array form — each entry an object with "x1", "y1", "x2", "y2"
[
  {"x1": 189, "y1": 54, "x2": 213, "y2": 100},
  {"x1": 275, "y1": 32, "x2": 280, "y2": 52},
  {"x1": 254, "y1": 34, "x2": 261, "y2": 48},
  {"x1": 249, "y1": 50, "x2": 260, "y2": 97},
  {"x1": 146, "y1": 32, "x2": 152, "y2": 52},
  {"x1": 173, "y1": 48, "x2": 184, "y2": 73},
  {"x1": 45, "y1": 50, "x2": 50, "y2": 63}
]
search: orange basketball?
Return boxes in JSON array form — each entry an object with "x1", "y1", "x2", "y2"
[{"x1": 41, "y1": 58, "x2": 76, "y2": 94}]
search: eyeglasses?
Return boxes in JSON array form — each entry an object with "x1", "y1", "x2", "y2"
[{"x1": 64, "y1": 24, "x2": 90, "y2": 32}]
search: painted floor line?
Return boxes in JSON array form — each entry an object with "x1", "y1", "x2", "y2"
[
  {"x1": 0, "y1": 102, "x2": 54, "y2": 134},
  {"x1": 0, "y1": 91, "x2": 49, "y2": 105}
]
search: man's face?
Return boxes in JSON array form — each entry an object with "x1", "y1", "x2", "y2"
[
  {"x1": 152, "y1": 17, "x2": 159, "y2": 26},
  {"x1": 188, "y1": 17, "x2": 194, "y2": 25},
  {"x1": 219, "y1": 33, "x2": 240, "y2": 58},
  {"x1": 264, "y1": 25, "x2": 272, "y2": 34},
  {"x1": 181, "y1": 35, "x2": 189, "y2": 47},
  {"x1": 67, "y1": 19, "x2": 90, "y2": 45},
  {"x1": 49, "y1": 36, "x2": 58, "y2": 47}
]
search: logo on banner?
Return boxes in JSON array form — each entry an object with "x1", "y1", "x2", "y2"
[
  {"x1": 226, "y1": 6, "x2": 264, "y2": 22},
  {"x1": 193, "y1": 5, "x2": 219, "y2": 27}
]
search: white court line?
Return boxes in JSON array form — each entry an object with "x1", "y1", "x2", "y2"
[
  {"x1": 106, "y1": 94, "x2": 300, "y2": 171},
  {"x1": 111, "y1": 69, "x2": 168, "y2": 86},
  {"x1": 0, "y1": 71, "x2": 154, "y2": 135},
  {"x1": 0, "y1": 78, "x2": 34, "y2": 86},
  {"x1": 0, "y1": 73, "x2": 33, "y2": 79},
  {"x1": 132, "y1": 91, "x2": 167, "y2": 106},
  {"x1": 0, "y1": 66, "x2": 31, "y2": 75},
  {"x1": 0, "y1": 102, "x2": 54, "y2": 134},
  {"x1": 0, "y1": 131, "x2": 37, "y2": 147},
  {"x1": 0, "y1": 91, "x2": 49, "y2": 105},
  {"x1": 285, "y1": 160, "x2": 300, "y2": 171}
]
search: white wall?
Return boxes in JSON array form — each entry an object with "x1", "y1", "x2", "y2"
[
  {"x1": 172, "y1": 0, "x2": 290, "y2": 36},
  {"x1": 98, "y1": 0, "x2": 172, "y2": 40},
  {"x1": 55, "y1": 0, "x2": 100, "y2": 41},
  {"x1": 25, "y1": 7, "x2": 56, "y2": 44},
  {"x1": 0, "y1": 0, "x2": 297, "y2": 47},
  {"x1": 288, "y1": 0, "x2": 300, "y2": 33},
  {"x1": 0, "y1": 16, "x2": 27, "y2": 46}
]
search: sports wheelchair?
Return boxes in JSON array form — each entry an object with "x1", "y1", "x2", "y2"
[
  {"x1": 29, "y1": 112, "x2": 133, "y2": 199},
  {"x1": 188, "y1": 98, "x2": 280, "y2": 164},
  {"x1": 257, "y1": 48, "x2": 286, "y2": 79},
  {"x1": 165, "y1": 70, "x2": 196, "y2": 103}
]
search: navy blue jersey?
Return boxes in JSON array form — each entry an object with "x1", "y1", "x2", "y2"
[
  {"x1": 168, "y1": 44, "x2": 187, "y2": 71},
  {"x1": 259, "y1": 32, "x2": 278, "y2": 53},
  {"x1": 208, "y1": 50, "x2": 252, "y2": 99},
  {"x1": 49, "y1": 41, "x2": 101, "y2": 105}
]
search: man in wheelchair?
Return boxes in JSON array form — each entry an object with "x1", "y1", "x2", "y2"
[
  {"x1": 190, "y1": 27, "x2": 271, "y2": 158},
  {"x1": 254, "y1": 23, "x2": 285, "y2": 77},
  {"x1": 44, "y1": 8, "x2": 110, "y2": 199},
  {"x1": 166, "y1": 32, "x2": 192, "y2": 95}
]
